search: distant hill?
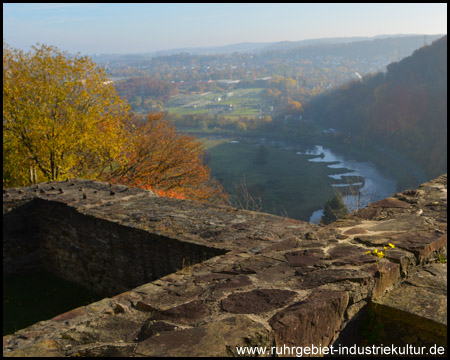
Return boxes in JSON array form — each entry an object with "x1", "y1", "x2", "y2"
[
  {"x1": 306, "y1": 35, "x2": 447, "y2": 179},
  {"x1": 152, "y1": 42, "x2": 274, "y2": 56},
  {"x1": 150, "y1": 36, "x2": 399, "y2": 56},
  {"x1": 265, "y1": 35, "x2": 443, "y2": 59},
  {"x1": 88, "y1": 34, "x2": 444, "y2": 61},
  {"x1": 259, "y1": 34, "x2": 425, "y2": 52},
  {"x1": 88, "y1": 43, "x2": 276, "y2": 61}
]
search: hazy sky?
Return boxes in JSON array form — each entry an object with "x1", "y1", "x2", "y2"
[{"x1": 3, "y1": 3, "x2": 447, "y2": 54}]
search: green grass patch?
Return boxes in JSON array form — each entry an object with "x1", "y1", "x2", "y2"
[
  {"x1": 163, "y1": 107, "x2": 212, "y2": 116},
  {"x1": 165, "y1": 88, "x2": 265, "y2": 119},
  {"x1": 205, "y1": 140, "x2": 344, "y2": 220}
]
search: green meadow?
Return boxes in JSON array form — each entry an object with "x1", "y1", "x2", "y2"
[
  {"x1": 165, "y1": 88, "x2": 264, "y2": 118},
  {"x1": 203, "y1": 138, "x2": 348, "y2": 221}
]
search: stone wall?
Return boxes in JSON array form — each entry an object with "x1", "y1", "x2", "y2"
[
  {"x1": 3, "y1": 175, "x2": 447, "y2": 357},
  {"x1": 4, "y1": 185, "x2": 228, "y2": 296},
  {"x1": 3, "y1": 199, "x2": 41, "y2": 276}
]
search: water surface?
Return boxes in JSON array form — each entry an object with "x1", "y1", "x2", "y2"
[{"x1": 297, "y1": 145, "x2": 397, "y2": 223}]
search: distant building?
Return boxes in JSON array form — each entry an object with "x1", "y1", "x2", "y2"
[
  {"x1": 217, "y1": 79, "x2": 240, "y2": 84},
  {"x1": 354, "y1": 72, "x2": 362, "y2": 81}
]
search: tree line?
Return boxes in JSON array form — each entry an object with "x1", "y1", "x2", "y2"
[{"x1": 306, "y1": 36, "x2": 447, "y2": 179}]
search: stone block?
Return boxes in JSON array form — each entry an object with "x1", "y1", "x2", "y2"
[
  {"x1": 221, "y1": 289, "x2": 297, "y2": 314},
  {"x1": 269, "y1": 290, "x2": 349, "y2": 349}
]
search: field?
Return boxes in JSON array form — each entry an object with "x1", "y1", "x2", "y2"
[
  {"x1": 164, "y1": 88, "x2": 265, "y2": 118},
  {"x1": 202, "y1": 138, "x2": 349, "y2": 221}
]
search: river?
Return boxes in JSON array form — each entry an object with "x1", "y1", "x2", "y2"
[
  {"x1": 238, "y1": 138, "x2": 398, "y2": 224},
  {"x1": 296, "y1": 145, "x2": 397, "y2": 223},
  {"x1": 202, "y1": 134, "x2": 408, "y2": 224}
]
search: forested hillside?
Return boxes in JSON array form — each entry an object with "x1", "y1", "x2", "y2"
[{"x1": 306, "y1": 36, "x2": 447, "y2": 179}]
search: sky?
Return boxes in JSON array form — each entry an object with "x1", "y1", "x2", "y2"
[{"x1": 3, "y1": 3, "x2": 447, "y2": 55}]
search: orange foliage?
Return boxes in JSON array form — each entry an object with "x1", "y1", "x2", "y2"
[
  {"x1": 109, "y1": 113, "x2": 228, "y2": 204},
  {"x1": 287, "y1": 100, "x2": 303, "y2": 114},
  {"x1": 134, "y1": 181, "x2": 186, "y2": 199}
]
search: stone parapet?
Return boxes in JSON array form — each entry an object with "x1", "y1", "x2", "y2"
[{"x1": 3, "y1": 174, "x2": 447, "y2": 356}]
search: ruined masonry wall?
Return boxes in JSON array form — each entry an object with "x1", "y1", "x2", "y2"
[
  {"x1": 3, "y1": 199, "x2": 41, "y2": 276},
  {"x1": 2, "y1": 175, "x2": 447, "y2": 357},
  {"x1": 4, "y1": 183, "x2": 228, "y2": 296}
]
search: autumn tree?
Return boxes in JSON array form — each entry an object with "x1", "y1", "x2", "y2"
[
  {"x1": 108, "y1": 113, "x2": 228, "y2": 203},
  {"x1": 286, "y1": 100, "x2": 303, "y2": 114},
  {"x1": 3, "y1": 42, "x2": 228, "y2": 204},
  {"x1": 3, "y1": 43, "x2": 128, "y2": 187}
]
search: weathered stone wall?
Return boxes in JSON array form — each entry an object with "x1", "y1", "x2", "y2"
[
  {"x1": 3, "y1": 199, "x2": 42, "y2": 276},
  {"x1": 4, "y1": 184, "x2": 228, "y2": 296},
  {"x1": 40, "y1": 200, "x2": 228, "y2": 296},
  {"x1": 3, "y1": 175, "x2": 447, "y2": 357}
]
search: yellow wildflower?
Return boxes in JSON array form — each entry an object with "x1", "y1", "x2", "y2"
[
  {"x1": 389, "y1": 243, "x2": 395, "y2": 248},
  {"x1": 377, "y1": 252, "x2": 384, "y2": 258},
  {"x1": 365, "y1": 250, "x2": 371, "y2": 255},
  {"x1": 373, "y1": 249, "x2": 378, "y2": 254}
]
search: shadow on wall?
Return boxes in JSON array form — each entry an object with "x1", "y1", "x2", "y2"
[{"x1": 3, "y1": 198, "x2": 228, "y2": 334}]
